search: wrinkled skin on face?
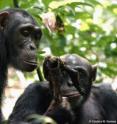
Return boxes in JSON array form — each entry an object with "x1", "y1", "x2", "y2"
[{"x1": 0, "y1": 8, "x2": 42, "y2": 72}]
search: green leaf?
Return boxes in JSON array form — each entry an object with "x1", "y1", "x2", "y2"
[
  {"x1": 49, "y1": 0, "x2": 92, "y2": 10},
  {"x1": 107, "y1": 4, "x2": 117, "y2": 14},
  {"x1": 0, "y1": 0, "x2": 13, "y2": 9},
  {"x1": 42, "y1": 0, "x2": 52, "y2": 8}
]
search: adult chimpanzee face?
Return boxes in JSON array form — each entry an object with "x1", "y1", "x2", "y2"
[{"x1": 2, "y1": 9, "x2": 42, "y2": 72}]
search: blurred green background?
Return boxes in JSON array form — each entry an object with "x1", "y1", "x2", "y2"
[{"x1": 0, "y1": 0, "x2": 117, "y2": 82}]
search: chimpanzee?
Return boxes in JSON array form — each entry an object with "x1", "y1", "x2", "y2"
[
  {"x1": 0, "y1": 8, "x2": 42, "y2": 122},
  {"x1": 8, "y1": 54, "x2": 117, "y2": 124}
]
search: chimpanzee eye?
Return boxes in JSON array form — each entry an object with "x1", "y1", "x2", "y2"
[
  {"x1": 20, "y1": 26, "x2": 33, "y2": 37},
  {"x1": 22, "y1": 29, "x2": 30, "y2": 37},
  {"x1": 79, "y1": 70, "x2": 87, "y2": 78}
]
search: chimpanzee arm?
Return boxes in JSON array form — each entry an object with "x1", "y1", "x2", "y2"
[
  {"x1": 45, "y1": 97, "x2": 75, "y2": 124},
  {"x1": 8, "y1": 82, "x2": 52, "y2": 123}
]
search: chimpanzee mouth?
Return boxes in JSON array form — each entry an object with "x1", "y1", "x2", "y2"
[
  {"x1": 62, "y1": 91, "x2": 80, "y2": 98},
  {"x1": 23, "y1": 60, "x2": 37, "y2": 66}
]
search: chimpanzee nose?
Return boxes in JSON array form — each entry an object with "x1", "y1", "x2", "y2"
[{"x1": 29, "y1": 43, "x2": 36, "y2": 50}]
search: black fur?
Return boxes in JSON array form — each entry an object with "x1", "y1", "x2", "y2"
[
  {"x1": 8, "y1": 54, "x2": 117, "y2": 124},
  {"x1": 0, "y1": 8, "x2": 42, "y2": 121}
]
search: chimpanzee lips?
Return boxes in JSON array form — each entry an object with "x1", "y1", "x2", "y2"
[
  {"x1": 22, "y1": 60, "x2": 37, "y2": 71},
  {"x1": 23, "y1": 60, "x2": 37, "y2": 66},
  {"x1": 62, "y1": 91, "x2": 80, "y2": 98}
]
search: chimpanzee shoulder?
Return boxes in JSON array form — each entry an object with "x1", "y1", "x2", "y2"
[
  {"x1": 8, "y1": 81, "x2": 52, "y2": 123},
  {"x1": 93, "y1": 83, "x2": 117, "y2": 118},
  {"x1": 78, "y1": 83, "x2": 117, "y2": 122}
]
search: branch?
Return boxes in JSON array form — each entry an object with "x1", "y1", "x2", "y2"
[
  {"x1": 13, "y1": 0, "x2": 19, "y2": 8},
  {"x1": 37, "y1": 67, "x2": 44, "y2": 82}
]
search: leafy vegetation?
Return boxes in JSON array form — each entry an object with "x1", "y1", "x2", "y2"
[{"x1": 0, "y1": 0, "x2": 117, "y2": 82}]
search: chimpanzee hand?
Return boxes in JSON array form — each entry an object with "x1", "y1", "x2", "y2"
[{"x1": 44, "y1": 97, "x2": 74, "y2": 124}]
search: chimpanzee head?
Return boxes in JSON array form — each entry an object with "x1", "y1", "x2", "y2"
[
  {"x1": 43, "y1": 54, "x2": 97, "y2": 107},
  {"x1": 0, "y1": 8, "x2": 42, "y2": 72}
]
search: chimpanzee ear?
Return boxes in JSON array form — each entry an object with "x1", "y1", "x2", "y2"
[
  {"x1": 92, "y1": 64, "x2": 97, "y2": 81},
  {"x1": 0, "y1": 11, "x2": 9, "y2": 30}
]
